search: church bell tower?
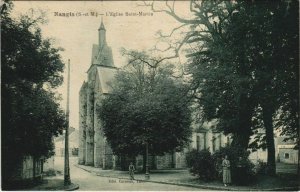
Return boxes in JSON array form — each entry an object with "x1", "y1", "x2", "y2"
[{"x1": 98, "y1": 19, "x2": 106, "y2": 47}]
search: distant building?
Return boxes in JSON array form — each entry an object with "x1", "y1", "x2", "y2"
[
  {"x1": 55, "y1": 127, "x2": 79, "y2": 157},
  {"x1": 190, "y1": 121, "x2": 299, "y2": 166},
  {"x1": 43, "y1": 156, "x2": 55, "y2": 171},
  {"x1": 190, "y1": 120, "x2": 232, "y2": 153},
  {"x1": 276, "y1": 137, "x2": 298, "y2": 164},
  {"x1": 247, "y1": 131, "x2": 298, "y2": 164}
]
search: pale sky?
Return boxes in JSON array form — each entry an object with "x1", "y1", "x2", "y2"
[{"x1": 12, "y1": 1, "x2": 193, "y2": 129}]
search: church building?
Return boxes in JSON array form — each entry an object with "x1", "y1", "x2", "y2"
[
  {"x1": 78, "y1": 21, "x2": 117, "y2": 169},
  {"x1": 78, "y1": 21, "x2": 187, "y2": 170}
]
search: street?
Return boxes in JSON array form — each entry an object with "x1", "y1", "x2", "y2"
[{"x1": 54, "y1": 157, "x2": 203, "y2": 191}]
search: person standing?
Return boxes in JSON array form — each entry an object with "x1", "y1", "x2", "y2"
[
  {"x1": 236, "y1": 156, "x2": 246, "y2": 185},
  {"x1": 129, "y1": 162, "x2": 135, "y2": 180},
  {"x1": 215, "y1": 157, "x2": 223, "y2": 179},
  {"x1": 222, "y1": 155, "x2": 231, "y2": 186}
]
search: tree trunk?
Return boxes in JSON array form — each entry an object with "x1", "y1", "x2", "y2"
[
  {"x1": 297, "y1": 144, "x2": 300, "y2": 178},
  {"x1": 297, "y1": 127, "x2": 300, "y2": 178},
  {"x1": 231, "y1": 104, "x2": 253, "y2": 150},
  {"x1": 231, "y1": 133, "x2": 251, "y2": 150},
  {"x1": 142, "y1": 153, "x2": 146, "y2": 172},
  {"x1": 33, "y1": 156, "x2": 36, "y2": 179},
  {"x1": 262, "y1": 105, "x2": 276, "y2": 176}
]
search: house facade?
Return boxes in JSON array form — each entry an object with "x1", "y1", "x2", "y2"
[
  {"x1": 276, "y1": 137, "x2": 298, "y2": 164},
  {"x1": 3, "y1": 156, "x2": 43, "y2": 189}
]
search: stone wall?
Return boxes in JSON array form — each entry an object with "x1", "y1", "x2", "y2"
[
  {"x1": 156, "y1": 154, "x2": 173, "y2": 169},
  {"x1": 78, "y1": 82, "x2": 87, "y2": 165},
  {"x1": 93, "y1": 98, "x2": 102, "y2": 168},
  {"x1": 192, "y1": 131, "x2": 231, "y2": 153},
  {"x1": 85, "y1": 84, "x2": 95, "y2": 166},
  {"x1": 175, "y1": 151, "x2": 187, "y2": 168},
  {"x1": 11, "y1": 156, "x2": 43, "y2": 181}
]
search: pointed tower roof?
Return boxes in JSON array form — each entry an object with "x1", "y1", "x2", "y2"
[{"x1": 98, "y1": 18, "x2": 106, "y2": 31}]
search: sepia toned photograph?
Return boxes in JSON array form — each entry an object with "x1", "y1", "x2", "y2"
[{"x1": 1, "y1": 0, "x2": 299, "y2": 191}]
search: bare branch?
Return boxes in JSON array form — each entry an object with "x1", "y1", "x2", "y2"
[
  {"x1": 166, "y1": 0, "x2": 172, "y2": 12},
  {"x1": 158, "y1": 23, "x2": 189, "y2": 38},
  {"x1": 190, "y1": 0, "x2": 198, "y2": 13},
  {"x1": 172, "y1": 0, "x2": 175, "y2": 12},
  {"x1": 150, "y1": 43, "x2": 174, "y2": 53},
  {"x1": 140, "y1": 0, "x2": 201, "y2": 24}
]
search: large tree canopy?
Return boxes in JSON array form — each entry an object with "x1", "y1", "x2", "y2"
[
  {"x1": 187, "y1": 0, "x2": 298, "y2": 175},
  {"x1": 1, "y1": 2, "x2": 66, "y2": 181},
  {"x1": 142, "y1": 0, "x2": 299, "y2": 175},
  {"x1": 98, "y1": 50, "x2": 192, "y2": 157}
]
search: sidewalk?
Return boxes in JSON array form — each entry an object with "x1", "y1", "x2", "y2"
[
  {"x1": 27, "y1": 176, "x2": 79, "y2": 191},
  {"x1": 76, "y1": 164, "x2": 299, "y2": 191}
]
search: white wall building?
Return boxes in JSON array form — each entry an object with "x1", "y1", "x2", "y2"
[{"x1": 190, "y1": 119, "x2": 232, "y2": 153}]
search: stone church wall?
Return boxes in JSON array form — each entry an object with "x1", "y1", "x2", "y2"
[
  {"x1": 85, "y1": 86, "x2": 94, "y2": 166},
  {"x1": 78, "y1": 83, "x2": 87, "y2": 165}
]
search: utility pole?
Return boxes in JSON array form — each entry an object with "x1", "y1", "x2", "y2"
[
  {"x1": 64, "y1": 59, "x2": 71, "y2": 186},
  {"x1": 145, "y1": 142, "x2": 150, "y2": 180}
]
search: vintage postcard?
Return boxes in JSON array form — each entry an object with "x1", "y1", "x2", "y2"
[{"x1": 2, "y1": 0, "x2": 299, "y2": 191}]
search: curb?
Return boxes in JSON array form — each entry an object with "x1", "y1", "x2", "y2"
[
  {"x1": 65, "y1": 183, "x2": 80, "y2": 191},
  {"x1": 265, "y1": 186, "x2": 300, "y2": 191},
  {"x1": 75, "y1": 164, "x2": 299, "y2": 191},
  {"x1": 131, "y1": 180, "x2": 236, "y2": 191},
  {"x1": 75, "y1": 164, "x2": 235, "y2": 191}
]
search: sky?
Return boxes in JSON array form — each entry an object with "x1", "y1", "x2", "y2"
[{"x1": 12, "y1": 1, "x2": 193, "y2": 129}]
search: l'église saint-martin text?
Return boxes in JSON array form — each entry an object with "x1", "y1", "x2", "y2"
[{"x1": 103, "y1": 11, "x2": 153, "y2": 17}]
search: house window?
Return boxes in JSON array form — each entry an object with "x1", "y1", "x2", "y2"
[
  {"x1": 284, "y1": 153, "x2": 290, "y2": 159},
  {"x1": 196, "y1": 135, "x2": 200, "y2": 151}
]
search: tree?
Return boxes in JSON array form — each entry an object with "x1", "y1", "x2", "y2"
[
  {"x1": 222, "y1": 0, "x2": 299, "y2": 175},
  {"x1": 142, "y1": 0, "x2": 299, "y2": 175},
  {"x1": 1, "y1": 2, "x2": 66, "y2": 183},
  {"x1": 97, "y1": 50, "x2": 192, "y2": 163}
]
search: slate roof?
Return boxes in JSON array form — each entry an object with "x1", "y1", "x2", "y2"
[
  {"x1": 55, "y1": 127, "x2": 76, "y2": 142},
  {"x1": 99, "y1": 21, "x2": 106, "y2": 30},
  {"x1": 96, "y1": 66, "x2": 117, "y2": 94},
  {"x1": 277, "y1": 136, "x2": 296, "y2": 145}
]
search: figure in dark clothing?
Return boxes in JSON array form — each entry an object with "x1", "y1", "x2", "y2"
[
  {"x1": 236, "y1": 156, "x2": 246, "y2": 185},
  {"x1": 129, "y1": 162, "x2": 135, "y2": 180}
]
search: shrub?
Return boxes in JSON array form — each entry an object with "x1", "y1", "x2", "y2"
[
  {"x1": 43, "y1": 169, "x2": 56, "y2": 177},
  {"x1": 186, "y1": 149, "x2": 216, "y2": 181},
  {"x1": 255, "y1": 160, "x2": 268, "y2": 175},
  {"x1": 72, "y1": 148, "x2": 79, "y2": 156},
  {"x1": 213, "y1": 146, "x2": 256, "y2": 185}
]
